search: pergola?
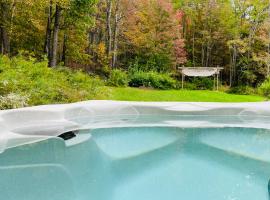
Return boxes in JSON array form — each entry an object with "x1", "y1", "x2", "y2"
[{"x1": 178, "y1": 67, "x2": 224, "y2": 90}]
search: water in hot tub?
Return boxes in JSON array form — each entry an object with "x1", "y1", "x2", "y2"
[{"x1": 0, "y1": 127, "x2": 270, "y2": 200}]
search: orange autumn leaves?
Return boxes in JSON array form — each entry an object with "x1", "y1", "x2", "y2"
[{"x1": 122, "y1": 0, "x2": 187, "y2": 68}]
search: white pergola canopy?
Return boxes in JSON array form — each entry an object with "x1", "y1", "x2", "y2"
[
  {"x1": 180, "y1": 67, "x2": 223, "y2": 77},
  {"x1": 178, "y1": 67, "x2": 224, "y2": 90}
]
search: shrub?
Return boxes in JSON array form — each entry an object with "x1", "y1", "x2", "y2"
[
  {"x1": 107, "y1": 69, "x2": 128, "y2": 87},
  {"x1": 129, "y1": 71, "x2": 176, "y2": 89},
  {"x1": 0, "y1": 93, "x2": 29, "y2": 109},
  {"x1": 228, "y1": 85, "x2": 256, "y2": 95},
  {"x1": 191, "y1": 77, "x2": 214, "y2": 90},
  {"x1": 258, "y1": 78, "x2": 270, "y2": 98},
  {"x1": 0, "y1": 55, "x2": 106, "y2": 108},
  {"x1": 180, "y1": 77, "x2": 214, "y2": 90}
]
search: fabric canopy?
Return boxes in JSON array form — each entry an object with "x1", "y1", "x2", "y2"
[{"x1": 179, "y1": 67, "x2": 223, "y2": 77}]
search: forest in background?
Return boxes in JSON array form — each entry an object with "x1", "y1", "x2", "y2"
[{"x1": 1, "y1": 0, "x2": 270, "y2": 100}]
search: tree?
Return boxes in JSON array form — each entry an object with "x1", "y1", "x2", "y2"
[
  {"x1": 43, "y1": 0, "x2": 96, "y2": 67},
  {"x1": 0, "y1": 0, "x2": 11, "y2": 55},
  {"x1": 1, "y1": 0, "x2": 270, "y2": 88},
  {"x1": 105, "y1": 0, "x2": 112, "y2": 57},
  {"x1": 44, "y1": 0, "x2": 53, "y2": 57},
  {"x1": 122, "y1": 0, "x2": 186, "y2": 72},
  {"x1": 49, "y1": 3, "x2": 62, "y2": 67},
  {"x1": 112, "y1": 0, "x2": 121, "y2": 68}
]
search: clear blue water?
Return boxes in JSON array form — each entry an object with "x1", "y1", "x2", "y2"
[{"x1": 0, "y1": 127, "x2": 270, "y2": 200}]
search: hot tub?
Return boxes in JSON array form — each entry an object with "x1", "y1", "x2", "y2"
[{"x1": 0, "y1": 101, "x2": 270, "y2": 200}]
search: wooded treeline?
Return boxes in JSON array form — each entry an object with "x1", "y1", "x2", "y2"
[{"x1": 1, "y1": 0, "x2": 270, "y2": 87}]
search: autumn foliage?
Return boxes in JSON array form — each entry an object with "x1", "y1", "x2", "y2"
[
  {"x1": 1, "y1": 0, "x2": 270, "y2": 89},
  {"x1": 122, "y1": 0, "x2": 186, "y2": 71}
]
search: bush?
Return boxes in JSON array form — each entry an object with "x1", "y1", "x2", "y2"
[
  {"x1": 107, "y1": 69, "x2": 128, "y2": 87},
  {"x1": 228, "y1": 85, "x2": 256, "y2": 95},
  {"x1": 129, "y1": 71, "x2": 176, "y2": 89},
  {"x1": 129, "y1": 55, "x2": 173, "y2": 72},
  {"x1": 258, "y1": 78, "x2": 270, "y2": 98},
  {"x1": 0, "y1": 93, "x2": 29, "y2": 109},
  {"x1": 0, "y1": 55, "x2": 106, "y2": 108},
  {"x1": 191, "y1": 77, "x2": 214, "y2": 90},
  {"x1": 181, "y1": 77, "x2": 214, "y2": 90}
]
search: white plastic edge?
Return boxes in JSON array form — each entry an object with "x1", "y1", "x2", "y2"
[{"x1": 0, "y1": 100, "x2": 270, "y2": 153}]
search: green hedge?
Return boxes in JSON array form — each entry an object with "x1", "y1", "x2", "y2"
[{"x1": 128, "y1": 71, "x2": 176, "y2": 90}]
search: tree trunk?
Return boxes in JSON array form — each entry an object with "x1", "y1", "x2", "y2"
[
  {"x1": 0, "y1": 2, "x2": 10, "y2": 55},
  {"x1": 44, "y1": 0, "x2": 52, "y2": 57},
  {"x1": 0, "y1": 26, "x2": 9, "y2": 55},
  {"x1": 0, "y1": 28, "x2": 3, "y2": 54},
  {"x1": 192, "y1": 32, "x2": 195, "y2": 67},
  {"x1": 9, "y1": 0, "x2": 16, "y2": 37},
  {"x1": 206, "y1": 42, "x2": 210, "y2": 67},
  {"x1": 62, "y1": 33, "x2": 67, "y2": 66},
  {"x1": 230, "y1": 45, "x2": 237, "y2": 87},
  {"x1": 106, "y1": 0, "x2": 112, "y2": 57},
  {"x1": 112, "y1": 0, "x2": 120, "y2": 68},
  {"x1": 229, "y1": 51, "x2": 232, "y2": 87},
  {"x1": 49, "y1": 4, "x2": 62, "y2": 67},
  {"x1": 201, "y1": 44, "x2": 205, "y2": 67},
  {"x1": 88, "y1": 31, "x2": 95, "y2": 55}
]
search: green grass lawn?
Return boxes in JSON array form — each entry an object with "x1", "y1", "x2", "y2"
[{"x1": 104, "y1": 87, "x2": 265, "y2": 102}]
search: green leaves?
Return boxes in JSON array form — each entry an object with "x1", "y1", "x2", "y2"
[
  {"x1": 0, "y1": 56, "x2": 105, "y2": 108},
  {"x1": 123, "y1": 0, "x2": 186, "y2": 72},
  {"x1": 107, "y1": 69, "x2": 128, "y2": 87}
]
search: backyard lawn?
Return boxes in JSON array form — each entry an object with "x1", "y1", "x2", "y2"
[{"x1": 105, "y1": 87, "x2": 265, "y2": 102}]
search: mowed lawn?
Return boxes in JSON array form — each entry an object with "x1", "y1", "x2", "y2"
[{"x1": 105, "y1": 87, "x2": 265, "y2": 102}]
